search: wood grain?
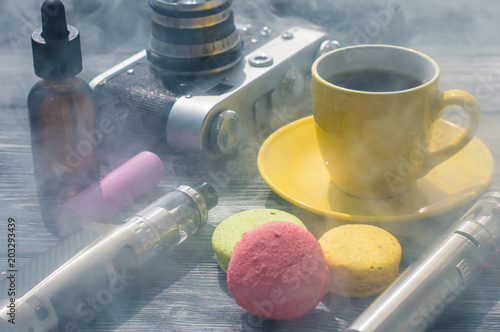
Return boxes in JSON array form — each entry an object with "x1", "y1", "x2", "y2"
[{"x1": 1, "y1": 1, "x2": 500, "y2": 331}]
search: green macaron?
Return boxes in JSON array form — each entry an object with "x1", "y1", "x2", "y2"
[{"x1": 212, "y1": 209, "x2": 306, "y2": 272}]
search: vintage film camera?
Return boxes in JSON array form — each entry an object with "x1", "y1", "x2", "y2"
[{"x1": 90, "y1": 0, "x2": 332, "y2": 159}]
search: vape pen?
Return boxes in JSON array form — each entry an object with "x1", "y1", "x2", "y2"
[
  {"x1": 344, "y1": 192, "x2": 500, "y2": 332},
  {"x1": 0, "y1": 183, "x2": 217, "y2": 332}
]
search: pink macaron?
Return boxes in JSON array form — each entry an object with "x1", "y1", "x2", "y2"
[{"x1": 227, "y1": 221, "x2": 330, "y2": 320}]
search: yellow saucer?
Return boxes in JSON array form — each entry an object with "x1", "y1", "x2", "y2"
[{"x1": 257, "y1": 116, "x2": 494, "y2": 222}]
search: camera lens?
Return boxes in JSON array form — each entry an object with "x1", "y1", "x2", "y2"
[{"x1": 147, "y1": 0, "x2": 243, "y2": 76}]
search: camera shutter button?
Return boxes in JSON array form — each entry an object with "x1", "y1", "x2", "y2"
[{"x1": 210, "y1": 110, "x2": 240, "y2": 155}]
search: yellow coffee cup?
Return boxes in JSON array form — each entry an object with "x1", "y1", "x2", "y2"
[{"x1": 312, "y1": 45, "x2": 480, "y2": 198}]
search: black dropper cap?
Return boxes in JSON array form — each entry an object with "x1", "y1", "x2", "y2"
[{"x1": 31, "y1": 0, "x2": 83, "y2": 80}]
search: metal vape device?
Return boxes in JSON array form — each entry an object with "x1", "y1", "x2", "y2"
[
  {"x1": 0, "y1": 183, "x2": 217, "y2": 332},
  {"x1": 90, "y1": 0, "x2": 332, "y2": 158},
  {"x1": 344, "y1": 192, "x2": 500, "y2": 332}
]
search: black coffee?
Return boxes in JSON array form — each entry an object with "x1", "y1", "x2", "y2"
[{"x1": 326, "y1": 69, "x2": 424, "y2": 92}]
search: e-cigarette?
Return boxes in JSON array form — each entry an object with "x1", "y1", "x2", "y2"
[
  {"x1": 0, "y1": 183, "x2": 217, "y2": 332},
  {"x1": 344, "y1": 192, "x2": 500, "y2": 332}
]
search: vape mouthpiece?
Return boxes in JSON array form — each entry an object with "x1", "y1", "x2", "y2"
[
  {"x1": 41, "y1": 0, "x2": 70, "y2": 40},
  {"x1": 195, "y1": 182, "x2": 218, "y2": 210}
]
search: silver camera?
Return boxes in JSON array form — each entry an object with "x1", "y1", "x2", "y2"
[{"x1": 90, "y1": 0, "x2": 331, "y2": 158}]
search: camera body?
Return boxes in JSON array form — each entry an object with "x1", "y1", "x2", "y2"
[{"x1": 90, "y1": 25, "x2": 329, "y2": 158}]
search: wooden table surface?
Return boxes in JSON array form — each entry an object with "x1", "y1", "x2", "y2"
[{"x1": 1, "y1": 1, "x2": 500, "y2": 331}]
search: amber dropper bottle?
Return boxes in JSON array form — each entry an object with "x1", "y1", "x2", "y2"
[{"x1": 28, "y1": 0, "x2": 100, "y2": 236}]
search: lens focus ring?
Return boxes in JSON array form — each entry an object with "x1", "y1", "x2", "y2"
[{"x1": 148, "y1": 0, "x2": 242, "y2": 75}]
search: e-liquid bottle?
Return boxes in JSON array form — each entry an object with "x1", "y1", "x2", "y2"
[{"x1": 28, "y1": 0, "x2": 100, "y2": 236}]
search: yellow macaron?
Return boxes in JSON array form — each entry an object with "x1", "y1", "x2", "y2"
[{"x1": 318, "y1": 224, "x2": 402, "y2": 297}]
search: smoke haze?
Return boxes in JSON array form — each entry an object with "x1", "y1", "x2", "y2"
[{"x1": 0, "y1": 0, "x2": 500, "y2": 331}]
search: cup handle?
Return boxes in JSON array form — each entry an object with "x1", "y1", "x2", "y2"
[{"x1": 416, "y1": 89, "x2": 480, "y2": 178}]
